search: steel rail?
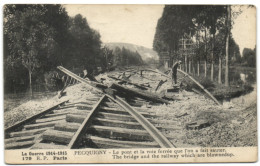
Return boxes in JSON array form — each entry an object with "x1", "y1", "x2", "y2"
[
  {"x1": 124, "y1": 70, "x2": 159, "y2": 81},
  {"x1": 137, "y1": 68, "x2": 172, "y2": 79},
  {"x1": 135, "y1": 68, "x2": 221, "y2": 105},
  {"x1": 177, "y1": 69, "x2": 221, "y2": 105},
  {"x1": 57, "y1": 66, "x2": 175, "y2": 148},
  {"x1": 57, "y1": 66, "x2": 105, "y2": 93},
  {"x1": 5, "y1": 100, "x2": 68, "y2": 138},
  {"x1": 68, "y1": 95, "x2": 106, "y2": 149},
  {"x1": 106, "y1": 95, "x2": 175, "y2": 148}
]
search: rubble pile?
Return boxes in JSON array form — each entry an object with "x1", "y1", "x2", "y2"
[{"x1": 5, "y1": 69, "x2": 257, "y2": 147}]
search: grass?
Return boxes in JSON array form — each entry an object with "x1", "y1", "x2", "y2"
[{"x1": 211, "y1": 83, "x2": 253, "y2": 100}]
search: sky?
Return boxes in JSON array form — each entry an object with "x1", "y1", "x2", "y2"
[
  {"x1": 232, "y1": 6, "x2": 256, "y2": 54},
  {"x1": 65, "y1": 5, "x2": 163, "y2": 48},
  {"x1": 65, "y1": 4, "x2": 164, "y2": 48},
  {"x1": 65, "y1": 5, "x2": 256, "y2": 54}
]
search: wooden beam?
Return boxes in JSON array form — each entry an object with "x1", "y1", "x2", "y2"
[
  {"x1": 24, "y1": 120, "x2": 65, "y2": 130},
  {"x1": 5, "y1": 140, "x2": 35, "y2": 149},
  {"x1": 5, "y1": 135, "x2": 39, "y2": 144},
  {"x1": 155, "y1": 80, "x2": 167, "y2": 91},
  {"x1": 31, "y1": 143, "x2": 67, "y2": 149},
  {"x1": 87, "y1": 135, "x2": 160, "y2": 148},
  {"x1": 108, "y1": 75, "x2": 148, "y2": 90},
  {"x1": 36, "y1": 115, "x2": 66, "y2": 123},
  {"x1": 88, "y1": 125, "x2": 152, "y2": 141},
  {"x1": 96, "y1": 112, "x2": 137, "y2": 122},
  {"x1": 10, "y1": 127, "x2": 53, "y2": 137},
  {"x1": 42, "y1": 129, "x2": 74, "y2": 144},
  {"x1": 54, "y1": 122, "x2": 81, "y2": 132},
  {"x1": 110, "y1": 83, "x2": 169, "y2": 104},
  {"x1": 92, "y1": 118, "x2": 143, "y2": 129}
]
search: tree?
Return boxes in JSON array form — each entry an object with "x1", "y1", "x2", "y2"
[
  {"x1": 65, "y1": 14, "x2": 102, "y2": 70},
  {"x1": 4, "y1": 5, "x2": 67, "y2": 96},
  {"x1": 101, "y1": 46, "x2": 114, "y2": 70},
  {"x1": 229, "y1": 36, "x2": 241, "y2": 65},
  {"x1": 107, "y1": 46, "x2": 143, "y2": 67},
  {"x1": 214, "y1": 28, "x2": 226, "y2": 84},
  {"x1": 153, "y1": 5, "x2": 226, "y2": 79},
  {"x1": 225, "y1": 5, "x2": 231, "y2": 86},
  {"x1": 242, "y1": 47, "x2": 256, "y2": 67},
  {"x1": 193, "y1": 6, "x2": 226, "y2": 81},
  {"x1": 153, "y1": 6, "x2": 198, "y2": 56},
  {"x1": 4, "y1": 5, "x2": 105, "y2": 94}
]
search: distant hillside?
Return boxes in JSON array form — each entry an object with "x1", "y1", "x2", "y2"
[{"x1": 103, "y1": 42, "x2": 159, "y2": 62}]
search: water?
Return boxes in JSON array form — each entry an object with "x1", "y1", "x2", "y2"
[
  {"x1": 226, "y1": 83, "x2": 257, "y2": 106},
  {"x1": 200, "y1": 65, "x2": 256, "y2": 85},
  {"x1": 229, "y1": 67, "x2": 256, "y2": 85},
  {"x1": 223, "y1": 67, "x2": 256, "y2": 106},
  {"x1": 186, "y1": 65, "x2": 256, "y2": 105}
]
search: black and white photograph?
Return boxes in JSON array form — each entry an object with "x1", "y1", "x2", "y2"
[{"x1": 3, "y1": 3, "x2": 257, "y2": 164}]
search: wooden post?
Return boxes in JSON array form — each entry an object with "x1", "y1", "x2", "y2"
[
  {"x1": 185, "y1": 55, "x2": 187, "y2": 72},
  {"x1": 204, "y1": 27, "x2": 207, "y2": 78},
  {"x1": 188, "y1": 58, "x2": 191, "y2": 73},
  {"x1": 56, "y1": 73, "x2": 59, "y2": 78},
  {"x1": 29, "y1": 70, "x2": 33, "y2": 98},
  {"x1": 211, "y1": 33, "x2": 215, "y2": 81},
  {"x1": 69, "y1": 77, "x2": 73, "y2": 84},
  {"x1": 204, "y1": 61, "x2": 207, "y2": 77},
  {"x1": 197, "y1": 61, "x2": 200, "y2": 76},
  {"x1": 225, "y1": 5, "x2": 231, "y2": 87},
  {"x1": 64, "y1": 76, "x2": 69, "y2": 85},
  {"x1": 218, "y1": 57, "x2": 222, "y2": 84}
]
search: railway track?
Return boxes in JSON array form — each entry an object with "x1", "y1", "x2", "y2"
[{"x1": 5, "y1": 67, "x2": 175, "y2": 149}]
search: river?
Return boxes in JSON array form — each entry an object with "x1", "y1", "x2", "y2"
[{"x1": 223, "y1": 67, "x2": 256, "y2": 107}]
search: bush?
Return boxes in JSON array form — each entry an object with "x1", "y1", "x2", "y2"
[
  {"x1": 182, "y1": 75, "x2": 215, "y2": 91},
  {"x1": 199, "y1": 77, "x2": 215, "y2": 90}
]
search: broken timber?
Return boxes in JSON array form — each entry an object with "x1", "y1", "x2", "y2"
[
  {"x1": 155, "y1": 80, "x2": 167, "y2": 91},
  {"x1": 139, "y1": 68, "x2": 172, "y2": 79},
  {"x1": 108, "y1": 75, "x2": 148, "y2": 90},
  {"x1": 57, "y1": 66, "x2": 107, "y2": 92},
  {"x1": 125, "y1": 70, "x2": 158, "y2": 81},
  {"x1": 110, "y1": 83, "x2": 169, "y2": 104},
  {"x1": 58, "y1": 66, "x2": 168, "y2": 104},
  {"x1": 140, "y1": 68, "x2": 220, "y2": 105}
]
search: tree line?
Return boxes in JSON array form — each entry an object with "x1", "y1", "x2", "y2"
[
  {"x1": 241, "y1": 47, "x2": 256, "y2": 67},
  {"x1": 4, "y1": 5, "x2": 143, "y2": 94},
  {"x1": 153, "y1": 5, "x2": 255, "y2": 86},
  {"x1": 102, "y1": 46, "x2": 143, "y2": 70}
]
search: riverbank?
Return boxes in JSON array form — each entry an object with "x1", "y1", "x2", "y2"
[{"x1": 180, "y1": 73, "x2": 254, "y2": 102}]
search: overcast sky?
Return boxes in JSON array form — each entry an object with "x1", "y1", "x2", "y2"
[
  {"x1": 232, "y1": 6, "x2": 256, "y2": 54},
  {"x1": 65, "y1": 5, "x2": 164, "y2": 48},
  {"x1": 65, "y1": 5, "x2": 256, "y2": 54}
]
